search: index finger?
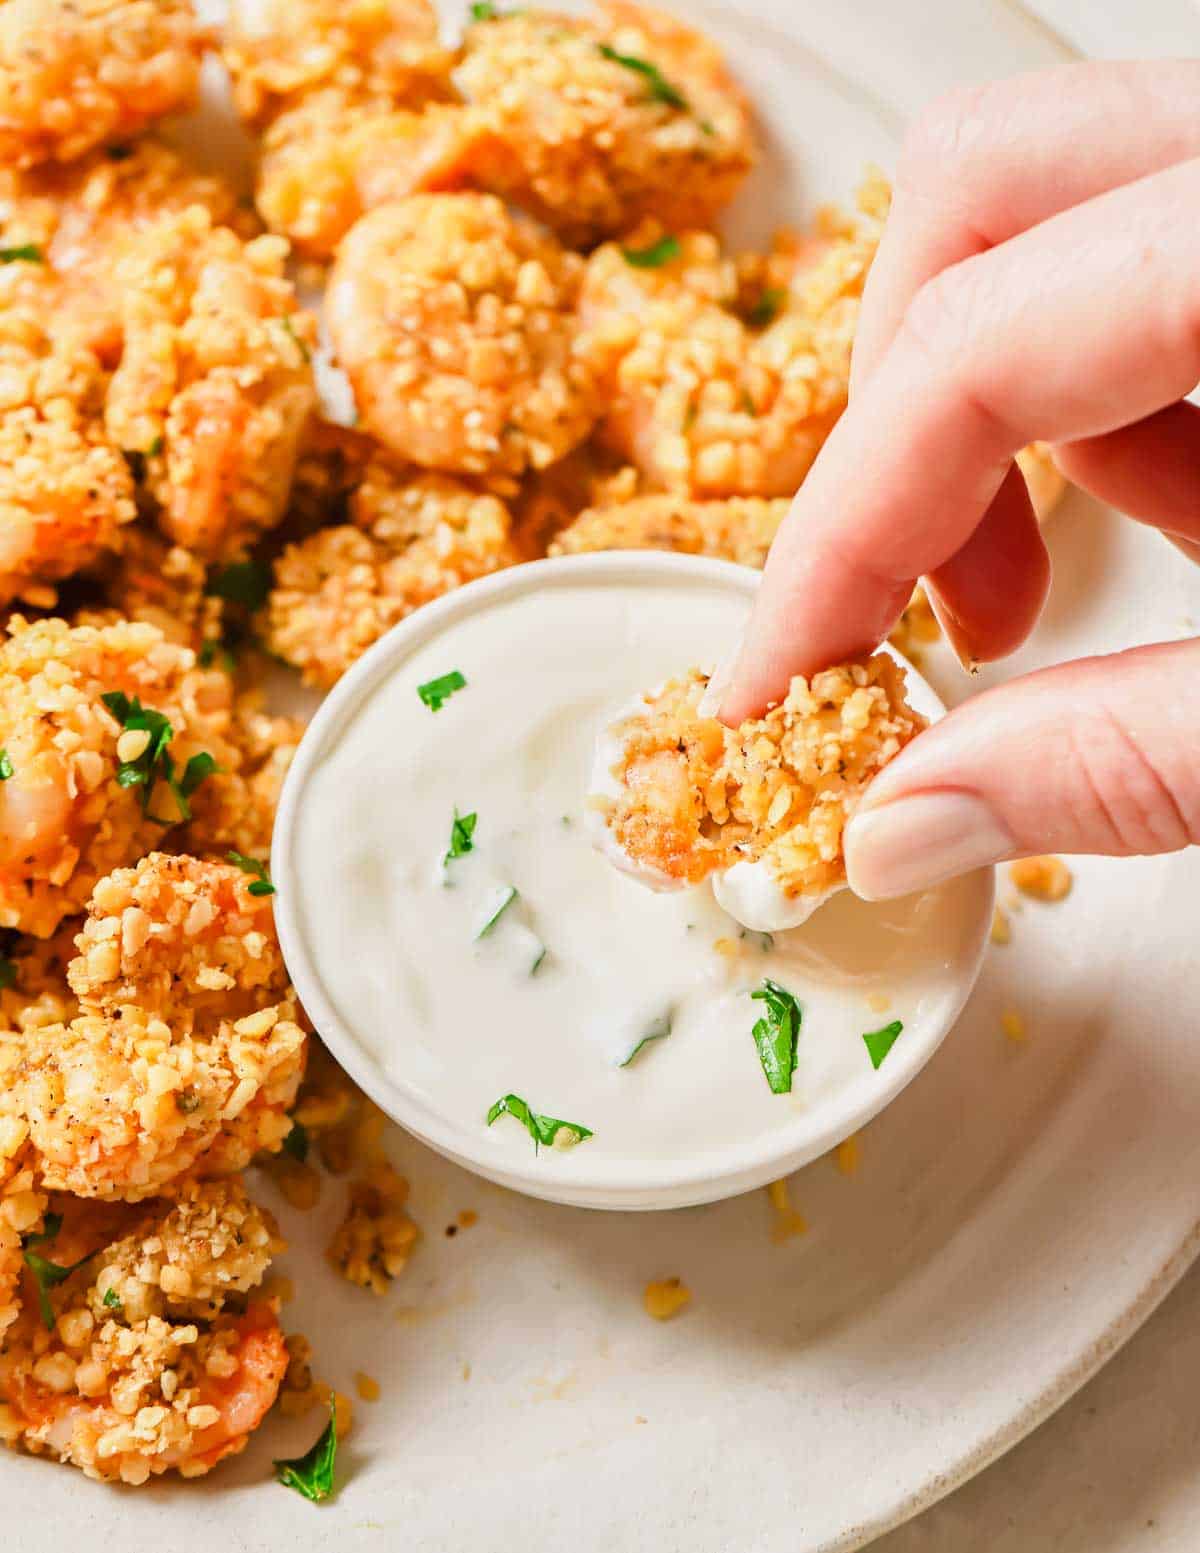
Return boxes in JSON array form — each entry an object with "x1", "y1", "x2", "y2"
[{"x1": 721, "y1": 157, "x2": 1200, "y2": 722}]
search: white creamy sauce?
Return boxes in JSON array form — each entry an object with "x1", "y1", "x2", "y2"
[{"x1": 290, "y1": 575, "x2": 984, "y2": 1173}]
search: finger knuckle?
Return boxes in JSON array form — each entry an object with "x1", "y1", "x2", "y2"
[{"x1": 897, "y1": 84, "x2": 989, "y2": 193}]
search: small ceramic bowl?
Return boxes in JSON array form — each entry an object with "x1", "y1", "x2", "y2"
[{"x1": 272, "y1": 553, "x2": 994, "y2": 1211}]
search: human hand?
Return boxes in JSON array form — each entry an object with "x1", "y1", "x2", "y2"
[{"x1": 721, "y1": 60, "x2": 1200, "y2": 899}]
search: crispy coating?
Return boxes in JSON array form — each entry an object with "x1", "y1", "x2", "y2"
[
  {"x1": 0, "y1": 617, "x2": 239, "y2": 936},
  {"x1": 0, "y1": 283, "x2": 137, "y2": 607},
  {"x1": 184, "y1": 697, "x2": 305, "y2": 860},
  {"x1": 104, "y1": 207, "x2": 318, "y2": 560},
  {"x1": 16, "y1": 853, "x2": 305, "y2": 1199},
  {"x1": 222, "y1": 0, "x2": 452, "y2": 125},
  {"x1": 455, "y1": 2, "x2": 754, "y2": 247},
  {"x1": 550, "y1": 492, "x2": 788, "y2": 567},
  {"x1": 326, "y1": 1161, "x2": 417, "y2": 1295},
  {"x1": 0, "y1": 1184, "x2": 286, "y2": 1483},
  {"x1": 0, "y1": 923, "x2": 80, "y2": 1032},
  {"x1": 0, "y1": 1119, "x2": 46, "y2": 1344},
  {"x1": 577, "y1": 176, "x2": 886, "y2": 498},
  {"x1": 328, "y1": 193, "x2": 599, "y2": 476},
  {"x1": 595, "y1": 655, "x2": 925, "y2": 900},
  {"x1": 267, "y1": 461, "x2": 517, "y2": 687},
  {"x1": 0, "y1": 0, "x2": 204, "y2": 170},
  {"x1": 75, "y1": 526, "x2": 224, "y2": 653}
]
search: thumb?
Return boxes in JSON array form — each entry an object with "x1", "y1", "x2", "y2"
[{"x1": 845, "y1": 638, "x2": 1200, "y2": 899}]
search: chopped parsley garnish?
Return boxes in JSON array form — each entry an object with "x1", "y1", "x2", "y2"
[
  {"x1": 417, "y1": 669, "x2": 467, "y2": 712},
  {"x1": 476, "y1": 884, "x2": 518, "y2": 939},
  {"x1": 529, "y1": 942, "x2": 548, "y2": 976},
  {"x1": 618, "y1": 1009, "x2": 672, "y2": 1067},
  {"x1": 21, "y1": 1214, "x2": 92, "y2": 1330},
  {"x1": 283, "y1": 1119, "x2": 309, "y2": 1162},
  {"x1": 0, "y1": 244, "x2": 43, "y2": 265},
  {"x1": 280, "y1": 314, "x2": 311, "y2": 364},
  {"x1": 747, "y1": 287, "x2": 787, "y2": 328},
  {"x1": 198, "y1": 638, "x2": 236, "y2": 672},
  {"x1": 444, "y1": 808, "x2": 477, "y2": 865},
  {"x1": 207, "y1": 559, "x2": 271, "y2": 612},
  {"x1": 863, "y1": 1019, "x2": 904, "y2": 1071},
  {"x1": 0, "y1": 748, "x2": 12, "y2": 780},
  {"x1": 0, "y1": 957, "x2": 15, "y2": 991},
  {"x1": 621, "y1": 233, "x2": 681, "y2": 269},
  {"x1": 227, "y1": 851, "x2": 275, "y2": 896},
  {"x1": 750, "y1": 978, "x2": 801, "y2": 1094},
  {"x1": 486, "y1": 1094, "x2": 592, "y2": 1152},
  {"x1": 275, "y1": 1396, "x2": 338, "y2": 1504},
  {"x1": 597, "y1": 43, "x2": 688, "y2": 109},
  {"x1": 102, "y1": 692, "x2": 218, "y2": 823},
  {"x1": 739, "y1": 928, "x2": 774, "y2": 953},
  {"x1": 102, "y1": 1288, "x2": 122, "y2": 1310},
  {"x1": 469, "y1": 0, "x2": 497, "y2": 16}
]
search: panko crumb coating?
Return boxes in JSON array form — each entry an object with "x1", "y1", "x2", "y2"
[
  {"x1": 222, "y1": 0, "x2": 453, "y2": 126},
  {"x1": 75, "y1": 526, "x2": 224, "y2": 653},
  {"x1": 0, "y1": 922, "x2": 80, "y2": 1032},
  {"x1": 0, "y1": 1183, "x2": 287, "y2": 1483},
  {"x1": 266, "y1": 461, "x2": 517, "y2": 687},
  {"x1": 595, "y1": 654, "x2": 925, "y2": 901},
  {"x1": 328, "y1": 193, "x2": 599, "y2": 476},
  {"x1": 455, "y1": 2, "x2": 754, "y2": 247},
  {"x1": 577, "y1": 175, "x2": 887, "y2": 498},
  {"x1": 550, "y1": 492, "x2": 788, "y2": 567},
  {"x1": 0, "y1": 617, "x2": 238, "y2": 937},
  {"x1": 0, "y1": 288, "x2": 136, "y2": 608},
  {"x1": 16, "y1": 852, "x2": 306, "y2": 1200},
  {"x1": 0, "y1": 0, "x2": 204, "y2": 170},
  {"x1": 185, "y1": 698, "x2": 305, "y2": 861},
  {"x1": 0, "y1": 1121, "x2": 46, "y2": 1344},
  {"x1": 104, "y1": 207, "x2": 318, "y2": 561}
]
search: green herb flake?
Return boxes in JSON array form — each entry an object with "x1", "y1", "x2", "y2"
[
  {"x1": 750, "y1": 978, "x2": 802, "y2": 1094},
  {"x1": 227, "y1": 851, "x2": 276, "y2": 897},
  {"x1": 146, "y1": 433, "x2": 164, "y2": 458},
  {"x1": 21, "y1": 1214, "x2": 92, "y2": 1331},
  {"x1": 486, "y1": 1094, "x2": 592, "y2": 1152},
  {"x1": 102, "y1": 691, "x2": 216, "y2": 822},
  {"x1": 0, "y1": 748, "x2": 12, "y2": 780},
  {"x1": 863, "y1": 1019, "x2": 904, "y2": 1071},
  {"x1": 102, "y1": 1288, "x2": 122, "y2": 1310},
  {"x1": 444, "y1": 808, "x2": 477, "y2": 865},
  {"x1": 476, "y1": 885, "x2": 518, "y2": 939},
  {"x1": 747, "y1": 287, "x2": 787, "y2": 328},
  {"x1": 597, "y1": 43, "x2": 688, "y2": 109},
  {"x1": 207, "y1": 560, "x2": 271, "y2": 612},
  {"x1": 198, "y1": 638, "x2": 236, "y2": 672},
  {"x1": 469, "y1": 0, "x2": 497, "y2": 16},
  {"x1": 275, "y1": 1396, "x2": 338, "y2": 1504},
  {"x1": 0, "y1": 244, "x2": 43, "y2": 265},
  {"x1": 618, "y1": 1009, "x2": 672, "y2": 1068},
  {"x1": 529, "y1": 943, "x2": 548, "y2": 976},
  {"x1": 620, "y1": 233, "x2": 681, "y2": 269},
  {"x1": 283, "y1": 1119, "x2": 309, "y2": 1162},
  {"x1": 0, "y1": 957, "x2": 15, "y2": 991},
  {"x1": 417, "y1": 669, "x2": 467, "y2": 712},
  {"x1": 280, "y1": 314, "x2": 312, "y2": 364}
]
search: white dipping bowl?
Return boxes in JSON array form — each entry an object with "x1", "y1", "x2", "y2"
[{"x1": 272, "y1": 553, "x2": 994, "y2": 1211}]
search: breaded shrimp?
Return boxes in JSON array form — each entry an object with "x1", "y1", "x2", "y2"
[
  {"x1": 550, "y1": 492, "x2": 789, "y2": 567},
  {"x1": 0, "y1": 923, "x2": 80, "y2": 1032},
  {"x1": 0, "y1": 1113, "x2": 46, "y2": 1344},
  {"x1": 577, "y1": 180, "x2": 885, "y2": 498},
  {"x1": 0, "y1": 0, "x2": 204, "y2": 170},
  {"x1": 590, "y1": 654, "x2": 925, "y2": 929},
  {"x1": 0, "y1": 286, "x2": 136, "y2": 607},
  {"x1": 74, "y1": 526, "x2": 224, "y2": 653},
  {"x1": 104, "y1": 207, "x2": 318, "y2": 560},
  {"x1": 327, "y1": 193, "x2": 599, "y2": 476},
  {"x1": 0, "y1": 1183, "x2": 287, "y2": 1483},
  {"x1": 455, "y1": 2, "x2": 754, "y2": 247},
  {"x1": 267, "y1": 462, "x2": 516, "y2": 687},
  {"x1": 16, "y1": 853, "x2": 306, "y2": 1199},
  {"x1": 184, "y1": 697, "x2": 305, "y2": 861},
  {"x1": 0, "y1": 617, "x2": 239, "y2": 936},
  {"x1": 0, "y1": 139, "x2": 254, "y2": 365},
  {"x1": 222, "y1": 0, "x2": 452, "y2": 125}
]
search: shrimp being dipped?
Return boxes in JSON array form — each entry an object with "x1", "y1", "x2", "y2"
[
  {"x1": 104, "y1": 207, "x2": 318, "y2": 561},
  {"x1": 455, "y1": 2, "x2": 755, "y2": 247},
  {"x1": 0, "y1": 1180, "x2": 287, "y2": 1483},
  {"x1": 15, "y1": 853, "x2": 305, "y2": 1200},
  {"x1": 327, "y1": 193, "x2": 599, "y2": 476},
  {"x1": 577, "y1": 176, "x2": 886, "y2": 498},
  {"x1": 0, "y1": 617, "x2": 238, "y2": 937},
  {"x1": 0, "y1": 0, "x2": 204, "y2": 170},
  {"x1": 589, "y1": 654, "x2": 926, "y2": 931},
  {"x1": 267, "y1": 460, "x2": 517, "y2": 687}
]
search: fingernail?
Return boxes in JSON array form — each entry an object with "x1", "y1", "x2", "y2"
[
  {"x1": 924, "y1": 589, "x2": 980, "y2": 676},
  {"x1": 845, "y1": 792, "x2": 1014, "y2": 900},
  {"x1": 698, "y1": 629, "x2": 746, "y2": 719}
]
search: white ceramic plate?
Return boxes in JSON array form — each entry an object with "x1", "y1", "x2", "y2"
[{"x1": 11, "y1": 3, "x2": 1200, "y2": 1550}]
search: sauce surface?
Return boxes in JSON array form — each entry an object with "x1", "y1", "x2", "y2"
[{"x1": 288, "y1": 571, "x2": 987, "y2": 1182}]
